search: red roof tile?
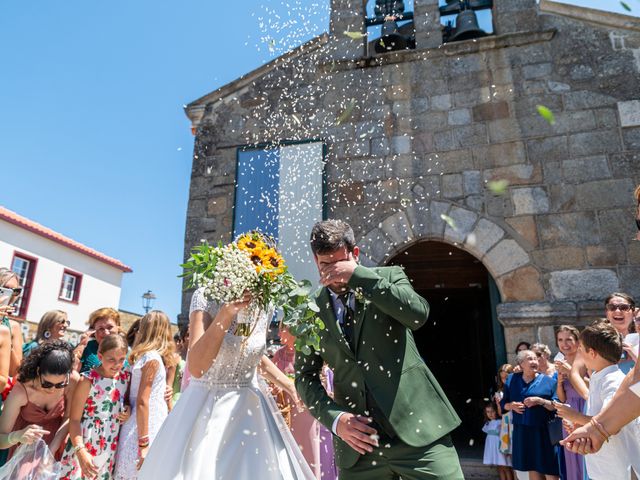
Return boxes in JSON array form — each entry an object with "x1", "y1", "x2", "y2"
[{"x1": 0, "y1": 206, "x2": 132, "y2": 273}]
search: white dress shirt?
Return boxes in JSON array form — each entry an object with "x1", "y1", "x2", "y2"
[{"x1": 327, "y1": 288, "x2": 355, "y2": 435}]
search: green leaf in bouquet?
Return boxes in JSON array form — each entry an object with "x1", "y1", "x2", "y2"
[
  {"x1": 301, "y1": 345, "x2": 312, "y2": 356},
  {"x1": 307, "y1": 301, "x2": 320, "y2": 313},
  {"x1": 315, "y1": 319, "x2": 325, "y2": 329},
  {"x1": 289, "y1": 285, "x2": 311, "y2": 298}
]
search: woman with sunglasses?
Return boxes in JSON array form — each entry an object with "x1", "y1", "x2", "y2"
[
  {"x1": 0, "y1": 341, "x2": 77, "y2": 462},
  {"x1": 22, "y1": 310, "x2": 70, "y2": 358},
  {"x1": 604, "y1": 292, "x2": 638, "y2": 374}
]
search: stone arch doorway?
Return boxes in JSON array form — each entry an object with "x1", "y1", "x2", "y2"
[{"x1": 386, "y1": 240, "x2": 506, "y2": 454}]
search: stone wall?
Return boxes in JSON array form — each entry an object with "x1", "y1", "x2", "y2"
[{"x1": 182, "y1": 0, "x2": 640, "y2": 359}]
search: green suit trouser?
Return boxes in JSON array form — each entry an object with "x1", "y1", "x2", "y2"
[{"x1": 339, "y1": 435, "x2": 464, "y2": 480}]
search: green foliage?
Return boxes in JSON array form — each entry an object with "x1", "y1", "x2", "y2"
[{"x1": 180, "y1": 242, "x2": 324, "y2": 354}]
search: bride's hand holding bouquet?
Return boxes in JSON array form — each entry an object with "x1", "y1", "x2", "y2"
[
  {"x1": 218, "y1": 291, "x2": 253, "y2": 329},
  {"x1": 181, "y1": 231, "x2": 324, "y2": 352}
]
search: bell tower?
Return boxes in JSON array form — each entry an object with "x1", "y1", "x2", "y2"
[{"x1": 326, "y1": 0, "x2": 443, "y2": 61}]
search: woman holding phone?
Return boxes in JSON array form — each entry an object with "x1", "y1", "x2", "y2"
[{"x1": 0, "y1": 268, "x2": 24, "y2": 379}]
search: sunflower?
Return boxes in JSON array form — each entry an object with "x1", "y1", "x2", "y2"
[
  {"x1": 260, "y1": 250, "x2": 286, "y2": 277},
  {"x1": 237, "y1": 234, "x2": 266, "y2": 253}
]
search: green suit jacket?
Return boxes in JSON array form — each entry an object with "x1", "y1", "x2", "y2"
[{"x1": 295, "y1": 265, "x2": 461, "y2": 469}]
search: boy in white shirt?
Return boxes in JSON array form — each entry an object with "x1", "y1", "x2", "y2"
[{"x1": 555, "y1": 321, "x2": 640, "y2": 480}]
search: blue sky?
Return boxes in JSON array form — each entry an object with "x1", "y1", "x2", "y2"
[{"x1": 0, "y1": 0, "x2": 635, "y2": 322}]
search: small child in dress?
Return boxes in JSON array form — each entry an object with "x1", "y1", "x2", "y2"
[
  {"x1": 59, "y1": 334, "x2": 130, "y2": 479},
  {"x1": 482, "y1": 403, "x2": 514, "y2": 480}
]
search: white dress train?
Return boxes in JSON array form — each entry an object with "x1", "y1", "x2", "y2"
[{"x1": 138, "y1": 298, "x2": 316, "y2": 480}]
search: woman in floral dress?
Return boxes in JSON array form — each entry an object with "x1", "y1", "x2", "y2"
[{"x1": 59, "y1": 334, "x2": 130, "y2": 479}]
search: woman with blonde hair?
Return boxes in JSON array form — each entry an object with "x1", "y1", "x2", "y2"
[
  {"x1": 114, "y1": 311, "x2": 175, "y2": 479},
  {"x1": 0, "y1": 268, "x2": 24, "y2": 467},
  {"x1": 76, "y1": 308, "x2": 121, "y2": 374},
  {"x1": 22, "y1": 310, "x2": 70, "y2": 357},
  {"x1": 0, "y1": 268, "x2": 23, "y2": 380}
]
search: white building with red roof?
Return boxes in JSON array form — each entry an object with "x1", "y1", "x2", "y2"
[{"x1": 0, "y1": 206, "x2": 131, "y2": 340}]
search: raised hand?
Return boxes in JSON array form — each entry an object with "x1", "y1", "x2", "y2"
[
  {"x1": 220, "y1": 291, "x2": 253, "y2": 318},
  {"x1": 622, "y1": 343, "x2": 638, "y2": 363},
  {"x1": 555, "y1": 359, "x2": 572, "y2": 376},
  {"x1": 336, "y1": 413, "x2": 379, "y2": 455},
  {"x1": 319, "y1": 260, "x2": 358, "y2": 287},
  {"x1": 553, "y1": 401, "x2": 583, "y2": 424}
]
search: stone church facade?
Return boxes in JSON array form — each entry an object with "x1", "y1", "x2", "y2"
[{"x1": 181, "y1": 0, "x2": 640, "y2": 412}]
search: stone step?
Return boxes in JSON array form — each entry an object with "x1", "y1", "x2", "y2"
[{"x1": 460, "y1": 458, "x2": 501, "y2": 480}]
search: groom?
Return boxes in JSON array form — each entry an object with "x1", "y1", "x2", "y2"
[{"x1": 295, "y1": 220, "x2": 464, "y2": 479}]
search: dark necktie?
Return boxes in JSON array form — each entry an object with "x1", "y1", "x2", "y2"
[{"x1": 338, "y1": 293, "x2": 355, "y2": 349}]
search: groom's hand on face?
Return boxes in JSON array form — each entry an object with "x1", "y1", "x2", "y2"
[
  {"x1": 320, "y1": 259, "x2": 358, "y2": 287},
  {"x1": 336, "y1": 413, "x2": 379, "y2": 454}
]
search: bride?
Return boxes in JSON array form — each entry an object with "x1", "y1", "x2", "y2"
[{"x1": 138, "y1": 288, "x2": 316, "y2": 479}]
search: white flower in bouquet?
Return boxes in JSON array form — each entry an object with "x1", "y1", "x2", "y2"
[{"x1": 196, "y1": 244, "x2": 259, "y2": 304}]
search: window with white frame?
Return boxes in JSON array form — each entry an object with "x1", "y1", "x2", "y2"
[{"x1": 59, "y1": 270, "x2": 82, "y2": 302}]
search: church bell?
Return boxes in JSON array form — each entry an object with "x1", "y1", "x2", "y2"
[
  {"x1": 375, "y1": 16, "x2": 413, "y2": 53},
  {"x1": 449, "y1": 7, "x2": 487, "y2": 42},
  {"x1": 371, "y1": 0, "x2": 415, "y2": 53}
]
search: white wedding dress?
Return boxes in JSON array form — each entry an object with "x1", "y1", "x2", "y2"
[{"x1": 138, "y1": 290, "x2": 316, "y2": 480}]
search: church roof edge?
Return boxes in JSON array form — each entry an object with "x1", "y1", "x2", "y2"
[
  {"x1": 184, "y1": 33, "x2": 329, "y2": 128},
  {"x1": 539, "y1": 0, "x2": 640, "y2": 32}
]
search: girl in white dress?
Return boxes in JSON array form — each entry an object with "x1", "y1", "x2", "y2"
[
  {"x1": 482, "y1": 403, "x2": 513, "y2": 480},
  {"x1": 138, "y1": 289, "x2": 315, "y2": 480},
  {"x1": 114, "y1": 311, "x2": 175, "y2": 479}
]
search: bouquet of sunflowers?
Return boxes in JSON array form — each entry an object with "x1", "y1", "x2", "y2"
[{"x1": 180, "y1": 231, "x2": 324, "y2": 353}]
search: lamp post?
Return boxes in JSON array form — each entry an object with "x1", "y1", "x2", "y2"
[{"x1": 142, "y1": 290, "x2": 156, "y2": 313}]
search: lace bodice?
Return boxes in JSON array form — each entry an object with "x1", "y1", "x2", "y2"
[{"x1": 190, "y1": 287, "x2": 272, "y2": 389}]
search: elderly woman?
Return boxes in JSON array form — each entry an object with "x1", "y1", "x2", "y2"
[
  {"x1": 76, "y1": 308, "x2": 121, "y2": 374},
  {"x1": 22, "y1": 310, "x2": 70, "y2": 357},
  {"x1": 532, "y1": 343, "x2": 556, "y2": 378},
  {"x1": 502, "y1": 350, "x2": 559, "y2": 480}
]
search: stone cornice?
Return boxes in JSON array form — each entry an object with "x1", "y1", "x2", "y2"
[
  {"x1": 317, "y1": 29, "x2": 557, "y2": 73},
  {"x1": 497, "y1": 301, "x2": 604, "y2": 327}
]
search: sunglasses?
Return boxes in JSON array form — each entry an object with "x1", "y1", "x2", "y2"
[
  {"x1": 606, "y1": 303, "x2": 633, "y2": 312},
  {"x1": 39, "y1": 374, "x2": 70, "y2": 389}
]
